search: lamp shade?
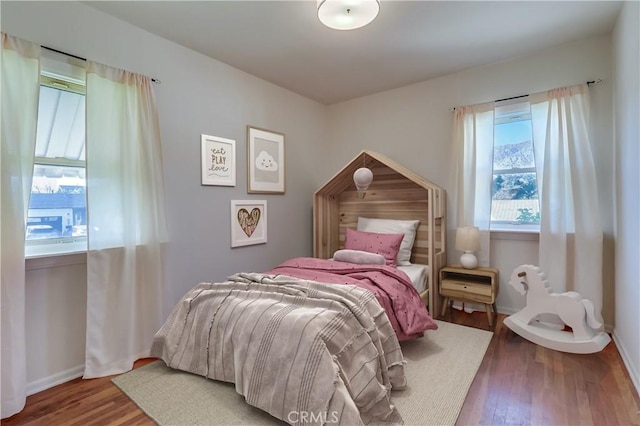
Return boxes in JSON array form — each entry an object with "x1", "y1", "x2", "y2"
[
  {"x1": 353, "y1": 167, "x2": 373, "y2": 191},
  {"x1": 455, "y1": 226, "x2": 480, "y2": 252},
  {"x1": 317, "y1": 0, "x2": 380, "y2": 31}
]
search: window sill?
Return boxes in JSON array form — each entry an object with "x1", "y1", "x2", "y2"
[
  {"x1": 26, "y1": 251, "x2": 87, "y2": 271},
  {"x1": 25, "y1": 240, "x2": 87, "y2": 270},
  {"x1": 490, "y1": 229, "x2": 539, "y2": 241}
]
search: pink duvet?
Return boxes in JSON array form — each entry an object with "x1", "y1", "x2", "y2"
[{"x1": 266, "y1": 257, "x2": 438, "y2": 341}]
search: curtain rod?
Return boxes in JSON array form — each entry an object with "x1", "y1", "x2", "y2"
[
  {"x1": 449, "y1": 79, "x2": 602, "y2": 112},
  {"x1": 43, "y1": 46, "x2": 161, "y2": 84}
]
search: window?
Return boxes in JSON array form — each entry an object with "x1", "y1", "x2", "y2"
[
  {"x1": 26, "y1": 59, "x2": 87, "y2": 257},
  {"x1": 490, "y1": 98, "x2": 540, "y2": 231}
]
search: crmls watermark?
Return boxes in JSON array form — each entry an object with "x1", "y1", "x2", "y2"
[{"x1": 287, "y1": 410, "x2": 340, "y2": 424}]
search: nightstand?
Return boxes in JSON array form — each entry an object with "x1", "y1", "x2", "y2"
[{"x1": 439, "y1": 265, "x2": 499, "y2": 326}]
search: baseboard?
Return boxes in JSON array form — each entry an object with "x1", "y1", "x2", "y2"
[
  {"x1": 496, "y1": 305, "x2": 519, "y2": 315},
  {"x1": 26, "y1": 365, "x2": 84, "y2": 396},
  {"x1": 612, "y1": 331, "x2": 640, "y2": 397}
]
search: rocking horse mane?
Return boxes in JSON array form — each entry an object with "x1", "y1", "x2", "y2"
[{"x1": 509, "y1": 264, "x2": 550, "y2": 295}]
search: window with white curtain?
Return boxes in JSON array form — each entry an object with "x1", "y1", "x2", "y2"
[
  {"x1": 491, "y1": 98, "x2": 540, "y2": 231},
  {"x1": 25, "y1": 54, "x2": 87, "y2": 257}
]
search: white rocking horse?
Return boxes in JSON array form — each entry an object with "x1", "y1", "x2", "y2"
[{"x1": 503, "y1": 265, "x2": 610, "y2": 354}]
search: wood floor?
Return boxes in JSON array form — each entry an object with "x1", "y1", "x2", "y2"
[
  {"x1": 452, "y1": 311, "x2": 639, "y2": 426},
  {"x1": 4, "y1": 312, "x2": 639, "y2": 426}
]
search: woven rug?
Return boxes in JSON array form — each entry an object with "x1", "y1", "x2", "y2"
[{"x1": 112, "y1": 320, "x2": 492, "y2": 426}]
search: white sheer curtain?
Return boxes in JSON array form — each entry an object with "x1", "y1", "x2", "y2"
[
  {"x1": 530, "y1": 84, "x2": 604, "y2": 321},
  {"x1": 0, "y1": 34, "x2": 40, "y2": 419},
  {"x1": 84, "y1": 61, "x2": 169, "y2": 378},
  {"x1": 452, "y1": 102, "x2": 494, "y2": 267}
]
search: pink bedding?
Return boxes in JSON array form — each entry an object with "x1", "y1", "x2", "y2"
[{"x1": 266, "y1": 257, "x2": 438, "y2": 341}]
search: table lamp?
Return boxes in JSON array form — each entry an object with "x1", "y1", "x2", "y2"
[{"x1": 455, "y1": 226, "x2": 480, "y2": 269}]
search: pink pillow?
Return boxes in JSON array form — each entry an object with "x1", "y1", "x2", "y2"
[{"x1": 344, "y1": 228, "x2": 403, "y2": 267}]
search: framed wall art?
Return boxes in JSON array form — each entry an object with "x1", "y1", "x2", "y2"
[
  {"x1": 247, "y1": 126, "x2": 285, "y2": 194},
  {"x1": 201, "y1": 134, "x2": 236, "y2": 186},
  {"x1": 231, "y1": 200, "x2": 267, "y2": 247}
]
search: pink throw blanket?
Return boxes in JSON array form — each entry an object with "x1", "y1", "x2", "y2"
[{"x1": 267, "y1": 257, "x2": 438, "y2": 341}]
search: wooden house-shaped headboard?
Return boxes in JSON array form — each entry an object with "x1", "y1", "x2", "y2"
[{"x1": 313, "y1": 150, "x2": 447, "y2": 315}]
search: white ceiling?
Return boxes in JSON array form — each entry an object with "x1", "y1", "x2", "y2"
[{"x1": 85, "y1": 1, "x2": 622, "y2": 105}]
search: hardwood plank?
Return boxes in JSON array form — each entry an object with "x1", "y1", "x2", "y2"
[
  {"x1": 3, "y1": 317, "x2": 638, "y2": 426},
  {"x1": 455, "y1": 311, "x2": 640, "y2": 426},
  {"x1": 3, "y1": 359, "x2": 156, "y2": 426}
]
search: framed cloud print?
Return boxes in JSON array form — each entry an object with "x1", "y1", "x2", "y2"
[
  {"x1": 201, "y1": 134, "x2": 236, "y2": 186},
  {"x1": 231, "y1": 200, "x2": 267, "y2": 247},
  {"x1": 247, "y1": 126, "x2": 285, "y2": 194}
]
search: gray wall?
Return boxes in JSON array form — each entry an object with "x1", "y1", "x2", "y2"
[{"x1": 612, "y1": 0, "x2": 640, "y2": 394}]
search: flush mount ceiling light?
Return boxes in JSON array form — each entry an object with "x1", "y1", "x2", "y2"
[{"x1": 317, "y1": 0, "x2": 380, "y2": 31}]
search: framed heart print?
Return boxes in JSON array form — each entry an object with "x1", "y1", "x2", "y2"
[{"x1": 230, "y1": 200, "x2": 267, "y2": 247}]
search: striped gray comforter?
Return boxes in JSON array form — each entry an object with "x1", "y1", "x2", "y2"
[{"x1": 150, "y1": 272, "x2": 406, "y2": 425}]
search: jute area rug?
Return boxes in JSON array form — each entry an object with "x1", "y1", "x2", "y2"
[{"x1": 112, "y1": 320, "x2": 492, "y2": 426}]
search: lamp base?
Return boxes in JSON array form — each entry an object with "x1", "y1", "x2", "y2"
[{"x1": 460, "y1": 252, "x2": 478, "y2": 269}]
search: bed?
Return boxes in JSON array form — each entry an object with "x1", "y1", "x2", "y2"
[
  {"x1": 150, "y1": 151, "x2": 446, "y2": 425},
  {"x1": 151, "y1": 269, "x2": 415, "y2": 425},
  {"x1": 266, "y1": 256, "x2": 437, "y2": 342}
]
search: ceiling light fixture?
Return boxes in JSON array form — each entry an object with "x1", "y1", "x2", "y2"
[{"x1": 317, "y1": 0, "x2": 380, "y2": 31}]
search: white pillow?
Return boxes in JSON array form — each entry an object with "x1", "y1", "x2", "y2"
[
  {"x1": 333, "y1": 249, "x2": 386, "y2": 265},
  {"x1": 357, "y1": 217, "x2": 420, "y2": 266}
]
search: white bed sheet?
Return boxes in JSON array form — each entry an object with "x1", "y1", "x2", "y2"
[
  {"x1": 329, "y1": 256, "x2": 429, "y2": 294},
  {"x1": 397, "y1": 263, "x2": 429, "y2": 293}
]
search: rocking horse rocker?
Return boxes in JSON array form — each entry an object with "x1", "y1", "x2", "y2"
[{"x1": 504, "y1": 265, "x2": 611, "y2": 354}]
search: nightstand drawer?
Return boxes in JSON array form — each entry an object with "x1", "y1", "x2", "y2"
[{"x1": 441, "y1": 279, "x2": 492, "y2": 298}]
